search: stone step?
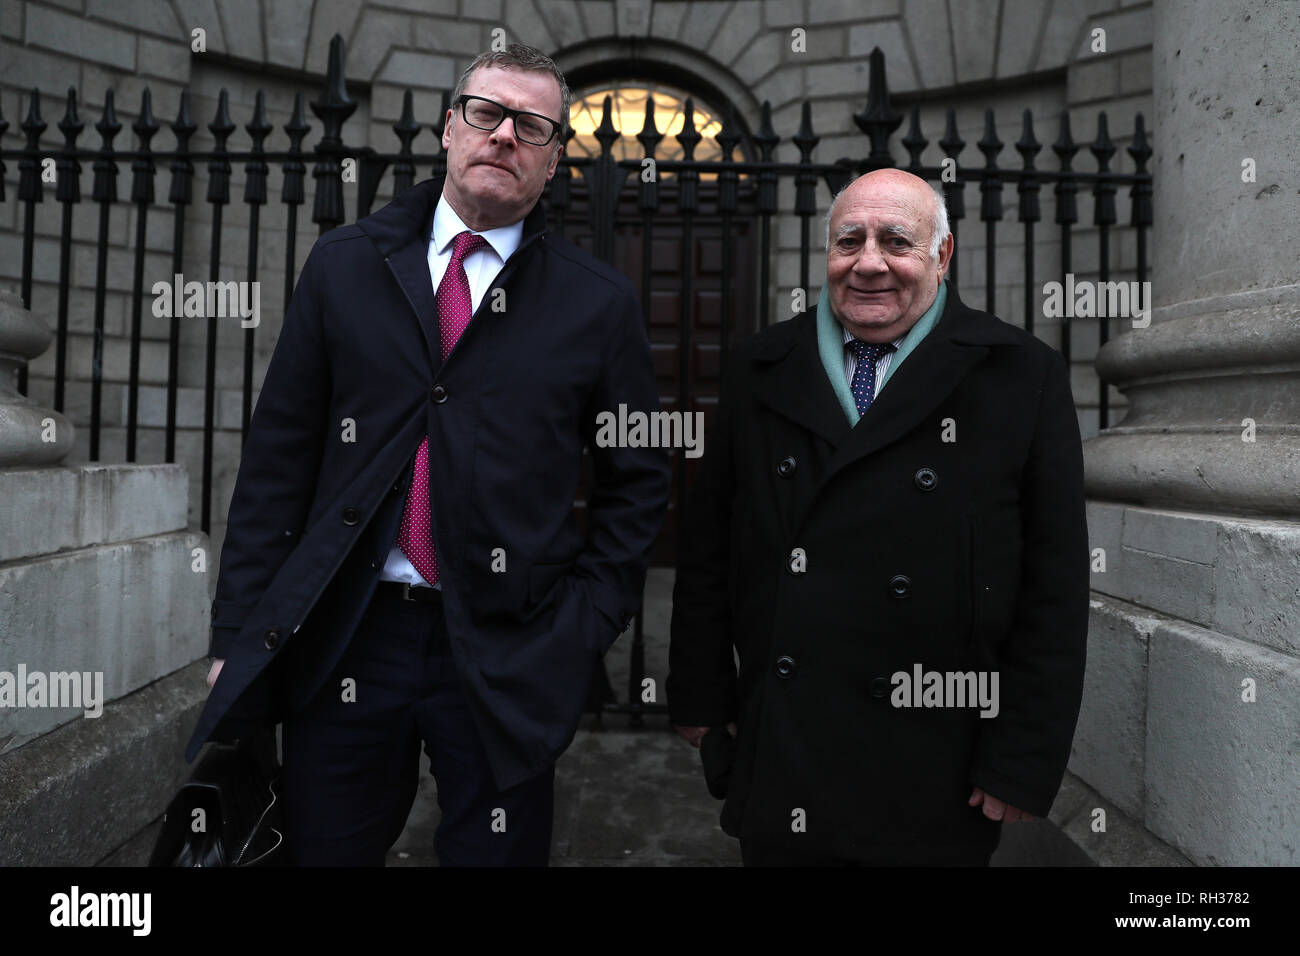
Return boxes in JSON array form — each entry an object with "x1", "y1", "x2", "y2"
[
  {"x1": 0, "y1": 529, "x2": 210, "y2": 748},
  {"x1": 0, "y1": 463, "x2": 191, "y2": 563},
  {"x1": 1076, "y1": 591, "x2": 1300, "y2": 866},
  {"x1": 62, "y1": 426, "x2": 246, "y2": 535},
  {"x1": 0, "y1": 660, "x2": 209, "y2": 866}
]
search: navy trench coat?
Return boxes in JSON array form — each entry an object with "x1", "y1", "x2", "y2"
[{"x1": 187, "y1": 177, "x2": 670, "y2": 790}]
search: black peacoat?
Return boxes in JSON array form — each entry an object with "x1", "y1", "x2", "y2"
[
  {"x1": 668, "y1": 286, "x2": 1089, "y2": 864},
  {"x1": 186, "y1": 177, "x2": 671, "y2": 790}
]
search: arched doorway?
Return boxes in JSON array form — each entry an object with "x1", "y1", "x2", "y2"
[{"x1": 558, "y1": 78, "x2": 760, "y2": 565}]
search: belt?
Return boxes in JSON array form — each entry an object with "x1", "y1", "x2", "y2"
[{"x1": 377, "y1": 580, "x2": 443, "y2": 603}]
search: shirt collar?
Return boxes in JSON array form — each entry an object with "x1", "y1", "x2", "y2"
[
  {"x1": 432, "y1": 194, "x2": 524, "y2": 263},
  {"x1": 842, "y1": 324, "x2": 907, "y2": 350},
  {"x1": 840, "y1": 284, "x2": 944, "y2": 352}
]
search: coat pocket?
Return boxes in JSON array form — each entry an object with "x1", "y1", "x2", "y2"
[
  {"x1": 466, "y1": 559, "x2": 530, "y2": 621},
  {"x1": 528, "y1": 560, "x2": 574, "y2": 607}
]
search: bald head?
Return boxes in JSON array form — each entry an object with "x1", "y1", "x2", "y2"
[
  {"x1": 824, "y1": 169, "x2": 955, "y2": 343},
  {"x1": 825, "y1": 169, "x2": 950, "y2": 258}
]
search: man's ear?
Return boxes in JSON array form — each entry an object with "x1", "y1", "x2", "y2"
[
  {"x1": 546, "y1": 140, "x2": 565, "y2": 180},
  {"x1": 935, "y1": 234, "x2": 954, "y2": 280},
  {"x1": 442, "y1": 109, "x2": 454, "y2": 150}
]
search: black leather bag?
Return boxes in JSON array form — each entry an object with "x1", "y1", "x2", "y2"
[{"x1": 150, "y1": 728, "x2": 286, "y2": 867}]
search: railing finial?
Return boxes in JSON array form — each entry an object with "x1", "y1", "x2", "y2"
[{"x1": 853, "y1": 47, "x2": 902, "y2": 168}]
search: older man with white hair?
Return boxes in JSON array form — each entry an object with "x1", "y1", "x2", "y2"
[{"x1": 668, "y1": 168, "x2": 1089, "y2": 866}]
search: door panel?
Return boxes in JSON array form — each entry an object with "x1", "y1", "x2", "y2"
[{"x1": 562, "y1": 180, "x2": 758, "y2": 565}]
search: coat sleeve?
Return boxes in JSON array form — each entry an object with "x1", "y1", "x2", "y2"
[
  {"x1": 969, "y1": 348, "x2": 1089, "y2": 817},
  {"x1": 208, "y1": 243, "x2": 332, "y2": 659},
  {"x1": 666, "y1": 355, "x2": 740, "y2": 727},
  {"x1": 573, "y1": 281, "x2": 672, "y2": 648}
]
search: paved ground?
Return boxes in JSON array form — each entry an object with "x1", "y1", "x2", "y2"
[
  {"x1": 385, "y1": 568, "x2": 741, "y2": 866},
  {"x1": 388, "y1": 720, "x2": 742, "y2": 866},
  {"x1": 105, "y1": 570, "x2": 1086, "y2": 866}
]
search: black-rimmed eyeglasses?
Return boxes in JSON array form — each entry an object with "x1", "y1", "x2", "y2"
[{"x1": 454, "y1": 95, "x2": 563, "y2": 147}]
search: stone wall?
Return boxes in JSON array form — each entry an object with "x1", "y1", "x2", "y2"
[{"x1": 0, "y1": 287, "x2": 210, "y2": 864}]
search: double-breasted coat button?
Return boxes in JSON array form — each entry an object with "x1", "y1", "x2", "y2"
[
  {"x1": 775, "y1": 656, "x2": 796, "y2": 678},
  {"x1": 431, "y1": 384, "x2": 448, "y2": 403},
  {"x1": 341, "y1": 506, "x2": 360, "y2": 526},
  {"x1": 889, "y1": 574, "x2": 912, "y2": 599},
  {"x1": 914, "y1": 467, "x2": 938, "y2": 491},
  {"x1": 776, "y1": 456, "x2": 797, "y2": 478},
  {"x1": 787, "y1": 547, "x2": 807, "y2": 574},
  {"x1": 870, "y1": 677, "x2": 890, "y2": 698},
  {"x1": 264, "y1": 629, "x2": 281, "y2": 651}
]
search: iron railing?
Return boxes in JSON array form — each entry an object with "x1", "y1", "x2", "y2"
[{"x1": 0, "y1": 36, "x2": 1153, "y2": 723}]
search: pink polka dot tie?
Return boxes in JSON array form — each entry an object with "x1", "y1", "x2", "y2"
[{"x1": 397, "y1": 230, "x2": 487, "y2": 586}]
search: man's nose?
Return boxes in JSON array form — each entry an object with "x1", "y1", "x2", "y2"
[
  {"x1": 489, "y1": 117, "x2": 519, "y2": 147},
  {"x1": 852, "y1": 239, "x2": 888, "y2": 273}
]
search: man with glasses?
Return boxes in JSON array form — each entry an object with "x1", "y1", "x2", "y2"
[{"x1": 188, "y1": 44, "x2": 670, "y2": 866}]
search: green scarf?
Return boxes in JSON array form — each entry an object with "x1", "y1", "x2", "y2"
[{"x1": 816, "y1": 280, "x2": 948, "y2": 424}]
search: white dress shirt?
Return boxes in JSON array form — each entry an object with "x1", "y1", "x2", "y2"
[
  {"x1": 380, "y1": 196, "x2": 524, "y2": 588},
  {"x1": 843, "y1": 325, "x2": 907, "y2": 398}
]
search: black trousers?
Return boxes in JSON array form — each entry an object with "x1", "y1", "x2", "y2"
[{"x1": 282, "y1": 583, "x2": 555, "y2": 866}]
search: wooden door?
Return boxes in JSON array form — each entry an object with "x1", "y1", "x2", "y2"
[{"x1": 562, "y1": 180, "x2": 759, "y2": 565}]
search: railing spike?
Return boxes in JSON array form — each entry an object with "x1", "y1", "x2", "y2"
[
  {"x1": 130, "y1": 88, "x2": 159, "y2": 206},
  {"x1": 594, "y1": 93, "x2": 619, "y2": 158},
  {"x1": 900, "y1": 105, "x2": 927, "y2": 171},
  {"x1": 853, "y1": 47, "x2": 902, "y2": 168},
  {"x1": 636, "y1": 94, "x2": 662, "y2": 152}
]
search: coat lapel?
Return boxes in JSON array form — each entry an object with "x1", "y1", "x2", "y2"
[
  {"x1": 752, "y1": 312, "x2": 853, "y2": 448},
  {"x1": 386, "y1": 231, "x2": 440, "y2": 372},
  {"x1": 820, "y1": 289, "x2": 1023, "y2": 485},
  {"x1": 356, "y1": 176, "x2": 550, "y2": 378},
  {"x1": 358, "y1": 179, "x2": 442, "y2": 372}
]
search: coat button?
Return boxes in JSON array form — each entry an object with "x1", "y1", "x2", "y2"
[
  {"x1": 914, "y1": 467, "x2": 938, "y2": 491},
  {"x1": 431, "y1": 384, "x2": 448, "y2": 403},
  {"x1": 889, "y1": 574, "x2": 912, "y2": 599},
  {"x1": 264, "y1": 628, "x2": 281, "y2": 651},
  {"x1": 776, "y1": 455, "x2": 797, "y2": 478},
  {"x1": 870, "y1": 676, "x2": 890, "y2": 698},
  {"x1": 342, "y1": 506, "x2": 360, "y2": 526},
  {"x1": 787, "y1": 547, "x2": 807, "y2": 574},
  {"x1": 775, "y1": 655, "x2": 796, "y2": 678},
  {"x1": 369, "y1": 559, "x2": 380, "y2": 570}
]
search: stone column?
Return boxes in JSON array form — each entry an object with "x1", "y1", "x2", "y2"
[
  {"x1": 1069, "y1": 0, "x2": 1300, "y2": 866},
  {"x1": 1086, "y1": 2, "x2": 1300, "y2": 513}
]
